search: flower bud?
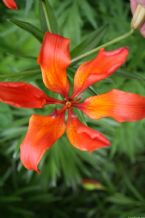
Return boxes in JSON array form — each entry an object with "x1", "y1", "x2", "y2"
[{"x1": 131, "y1": 4, "x2": 145, "y2": 29}]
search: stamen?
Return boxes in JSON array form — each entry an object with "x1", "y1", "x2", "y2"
[{"x1": 66, "y1": 101, "x2": 72, "y2": 108}]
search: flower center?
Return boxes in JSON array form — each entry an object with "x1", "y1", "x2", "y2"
[{"x1": 65, "y1": 101, "x2": 72, "y2": 108}]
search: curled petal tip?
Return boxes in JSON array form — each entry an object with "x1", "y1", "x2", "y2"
[
  {"x1": 66, "y1": 113, "x2": 110, "y2": 152},
  {"x1": 73, "y1": 47, "x2": 128, "y2": 97}
]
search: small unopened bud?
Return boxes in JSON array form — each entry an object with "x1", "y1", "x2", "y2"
[
  {"x1": 131, "y1": 4, "x2": 145, "y2": 29},
  {"x1": 82, "y1": 179, "x2": 105, "y2": 191}
]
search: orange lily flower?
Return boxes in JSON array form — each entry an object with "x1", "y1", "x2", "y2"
[
  {"x1": 1, "y1": 32, "x2": 145, "y2": 172},
  {"x1": 2, "y1": 0, "x2": 17, "y2": 9}
]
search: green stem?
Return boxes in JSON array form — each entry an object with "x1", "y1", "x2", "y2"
[
  {"x1": 71, "y1": 29, "x2": 134, "y2": 64},
  {"x1": 41, "y1": 0, "x2": 52, "y2": 32}
]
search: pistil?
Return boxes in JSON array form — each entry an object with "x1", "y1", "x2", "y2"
[{"x1": 66, "y1": 101, "x2": 72, "y2": 108}]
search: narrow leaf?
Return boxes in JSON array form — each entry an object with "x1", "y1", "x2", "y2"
[
  {"x1": 10, "y1": 18, "x2": 43, "y2": 42},
  {"x1": 0, "y1": 68, "x2": 41, "y2": 82},
  {"x1": 71, "y1": 25, "x2": 107, "y2": 58},
  {"x1": 0, "y1": 37, "x2": 35, "y2": 59},
  {"x1": 40, "y1": 0, "x2": 59, "y2": 34}
]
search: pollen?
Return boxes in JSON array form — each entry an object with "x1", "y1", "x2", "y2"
[{"x1": 66, "y1": 101, "x2": 72, "y2": 108}]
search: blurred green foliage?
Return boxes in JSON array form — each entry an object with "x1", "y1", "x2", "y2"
[{"x1": 0, "y1": 0, "x2": 145, "y2": 217}]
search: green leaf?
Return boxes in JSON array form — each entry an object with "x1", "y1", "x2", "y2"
[
  {"x1": 62, "y1": 1, "x2": 82, "y2": 44},
  {"x1": 71, "y1": 25, "x2": 107, "y2": 58},
  {"x1": 8, "y1": 206, "x2": 34, "y2": 217},
  {"x1": 78, "y1": 0, "x2": 97, "y2": 28},
  {"x1": 0, "y1": 103, "x2": 13, "y2": 128},
  {"x1": 40, "y1": 0, "x2": 59, "y2": 33},
  {"x1": 10, "y1": 19, "x2": 43, "y2": 42},
  {"x1": 0, "y1": 196, "x2": 22, "y2": 203},
  {"x1": 118, "y1": 70, "x2": 145, "y2": 81},
  {"x1": 0, "y1": 37, "x2": 36, "y2": 59},
  {"x1": 0, "y1": 68, "x2": 41, "y2": 82},
  {"x1": 108, "y1": 193, "x2": 144, "y2": 206}
]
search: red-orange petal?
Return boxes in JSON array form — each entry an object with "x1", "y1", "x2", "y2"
[
  {"x1": 72, "y1": 48, "x2": 128, "y2": 97},
  {"x1": 20, "y1": 112, "x2": 66, "y2": 172},
  {"x1": 0, "y1": 82, "x2": 56, "y2": 108},
  {"x1": 38, "y1": 32, "x2": 71, "y2": 97},
  {"x1": 77, "y1": 89, "x2": 145, "y2": 122},
  {"x1": 66, "y1": 112, "x2": 110, "y2": 152},
  {"x1": 2, "y1": 0, "x2": 17, "y2": 9}
]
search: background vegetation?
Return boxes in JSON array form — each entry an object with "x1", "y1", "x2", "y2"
[{"x1": 0, "y1": 0, "x2": 145, "y2": 217}]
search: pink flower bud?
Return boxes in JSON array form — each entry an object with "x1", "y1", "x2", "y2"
[{"x1": 130, "y1": 0, "x2": 145, "y2": 37}]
